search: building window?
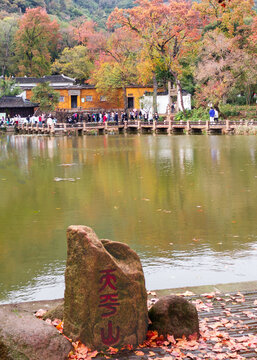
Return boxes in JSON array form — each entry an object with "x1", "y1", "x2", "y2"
[
  {"x1": 81, "y1": 98, "x2": 85, "y2": 103},
  {"x1": 100, "y1": 96, "x2": 107, "y2": 102},
  {"x1": 86, "y1": 96, "x2": 93, "y2": 102},
  {"x1": 59, "y1": 96, "x2": 65, "y2": 102}
]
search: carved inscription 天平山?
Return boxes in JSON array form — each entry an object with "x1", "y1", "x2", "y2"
[{"x1": 99, "y1": 269, "x2": 120, "y2": 345}]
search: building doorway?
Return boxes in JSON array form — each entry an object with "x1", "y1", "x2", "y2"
[
  {"x1": 71, "y1": 95, "x2": 77, "y2": 108},
  {"x1": 127, "y1": 97, "x2": 134, "y2": 109}
]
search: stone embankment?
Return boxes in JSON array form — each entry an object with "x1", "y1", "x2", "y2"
[{"x1": 1, "y1": 286, "x2": 257, "y2": 359}]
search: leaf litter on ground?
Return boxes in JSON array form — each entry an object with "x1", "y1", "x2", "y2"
[{"x1": 34, "y1": 290, "x2": 257, "y2": 359}]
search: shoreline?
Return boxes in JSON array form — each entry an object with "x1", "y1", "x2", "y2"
[
  {"x1": 1, "y1": 280, "x2": 257, "y2": 359},
  {"x1": 1, "y1": 280, "x2": 256, "y2": 309}
]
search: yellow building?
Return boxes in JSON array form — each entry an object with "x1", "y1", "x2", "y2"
[{"x1": 15, "y1": 75, "x2": 153, "y2": 111}]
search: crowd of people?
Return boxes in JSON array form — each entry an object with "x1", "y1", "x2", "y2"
[
  {"x1": 0, "y1": 109, "x2": 156, "y2": 127},
  {"x1": 0, "y1": 114, "x2": 58, "y2": 127},
  {"x1": 1, "y1": 107, "x2": 222, "y2": 128},
  {"x1": 0, "y1": 108, "x2": 221, "y2": 128},
  {"x1": 65, "y1": 109, "x2": 160, "y2": 124}
]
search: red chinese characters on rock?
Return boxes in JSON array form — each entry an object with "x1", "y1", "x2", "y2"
[{"x1": 99, "y1": 269, "x2": 120, "y2": 346}]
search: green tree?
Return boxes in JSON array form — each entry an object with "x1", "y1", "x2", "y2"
[
  {"x1": 31, "y1": 82, "x2": 59, "y2": 113},
  {"x1": 14, "y1": 7, "x2": 60, "y2": 76},
  {"x1": 52, "y1": 45, "x2": 93, "y2": 82},
  {"x1": 0, "y1": 15, "x2": 19, "y2": 76},
  {"x1": 0, "y1": 77, "x2": 21, "y2": 97}
]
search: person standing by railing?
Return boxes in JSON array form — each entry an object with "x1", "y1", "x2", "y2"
[
  {"x1": 214, "y1": 108, "x2": 219, "y2": 123},
  {"x1": 114, "y1": 111, "x2": 118, "y2": 124},
  {"x1": 209, "y1": 107, "x2": 215, "y2": 123}
]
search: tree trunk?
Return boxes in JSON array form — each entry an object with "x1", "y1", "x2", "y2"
[
  {"x1": 176, "y1": 79, "x2": 185, "y2": 114},
  {"x1": 168, "y1": 79, "x2": 172, "y2": 106},
  {"x1": 246, "y1": 85, "x2": 251, "y2": 105},
  {"x1": 153, "y1": 73, "x2": 158, "y2": 114},
  {"x1": 2, "y1": 65, "x2": 6, "y2": 77},
  {"x1": 122, "y1": 86, "x2": 128, "y2": 116}
]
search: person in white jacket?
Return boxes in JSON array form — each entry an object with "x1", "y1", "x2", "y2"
[{"x1": 214, "y1": 108, "x2": 219, "y2": 123}]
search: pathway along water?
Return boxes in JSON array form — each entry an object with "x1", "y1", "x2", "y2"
[{"x1": 0, "y1": 134, "x2": 256, "y2": 304}]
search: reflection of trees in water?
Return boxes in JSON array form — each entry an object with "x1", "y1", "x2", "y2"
[{"x1": 0, "y1": 135, "x2": 256, "y2": 301}]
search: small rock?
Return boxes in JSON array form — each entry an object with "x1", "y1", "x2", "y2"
[
  {"x1": 42, "y1": 302, "x2": 64, "y2": 321},
  {"x1": 148, "y1": 295, "x2": 200, "y2": 339},
  {"x1": 0, "y1": 306, "x2": 72, "y2": 360}
]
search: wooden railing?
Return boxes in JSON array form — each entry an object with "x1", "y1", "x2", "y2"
[{"x1": 13, "y1": 119, "x2": 257, "y2": 134}]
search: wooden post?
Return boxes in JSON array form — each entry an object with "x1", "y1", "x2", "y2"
[
  {"x1": 137, "y1": 120, "x2": 141, "y2": 133},
  {"x1": 168, "y1": 120, "x2": 172, "y2": 134},
  {"x1": 225, "y1": 120, "x2": 230, "y2": 132},
  {"x1": 105, "y1": 121, "x2": 108, "y2": 133},
  {"x1": 153, "y1": 120, "x2": 157, "y2": 133},
  {"x1": 206, "y1": 120, "x2": 210, "y2": 132},
  {"x1": 124, "y1": 120, "x2": 127, "y2": 132},
  {"x1": 186, "y1": 121, "x2": 191, "y2": 133},
  {"x1": 83, "y1": 121, "x2": 86, "y2": 133}
]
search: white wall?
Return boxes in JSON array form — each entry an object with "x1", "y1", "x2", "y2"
[
  {"x1": 140, "y1": 93, "x2": 191, "y2": 117},
  {"x1": 17, "y1": 91, "x2": 27, "y2": 100},
  {"x1": 177, "y1": 93, "x2": 191, "y2": 111}
]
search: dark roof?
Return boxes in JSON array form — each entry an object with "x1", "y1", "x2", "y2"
[
  {"x1": 14, "y1": 75, "x2": 76, "y2": 85},
  {"x1": 0, "y1": 96, "x2": 38, "y2": 108},
  {"x1": 80, "y1": 84, "x2": 97, "y2": 89}
]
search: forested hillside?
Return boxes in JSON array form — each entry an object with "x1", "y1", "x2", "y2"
[
  {"x1": 1, "y1": 0, "x2": 257, "y2": 22},
  {"x1": 0, "y1": 0, "x2": 256, "y2": 110},
  {"x1": 0, "y1": 0, "x2": 134, "y2": 26}
]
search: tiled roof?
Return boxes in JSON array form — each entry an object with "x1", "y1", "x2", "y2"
[
  {"x1": 0, "y1": 96, "x2": 38, "y2": 108},
  {"x1": 14, "y1": 75, "x2": 76, "y2": 84}
]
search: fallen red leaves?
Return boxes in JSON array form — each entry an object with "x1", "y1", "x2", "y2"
[{"x1": 35, "y1": 291, "x2": 257, "y2": 359}]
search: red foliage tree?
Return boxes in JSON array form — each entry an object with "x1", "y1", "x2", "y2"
[
  {"x1": 15, "y1": 7, "x2": 60, "y2": 76},
  {"x1": 108, "y1": 0, "x2": 202, "y2": 113}
]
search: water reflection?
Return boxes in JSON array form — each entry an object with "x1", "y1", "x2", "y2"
[{"x1": 0, "y1": 134, "x2": 256, "y2": 303}]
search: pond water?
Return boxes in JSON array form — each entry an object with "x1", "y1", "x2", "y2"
[{"x1": 0, "y1": 134, "x2": 256, "y2": 304}]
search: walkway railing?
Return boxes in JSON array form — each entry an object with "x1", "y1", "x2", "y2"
[{"x1": 13, "y1": 119, "x2": 257, "y2": 135}]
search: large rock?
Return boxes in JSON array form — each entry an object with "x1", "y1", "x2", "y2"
[
  {"x1": 0, "y1": 305, "x2": 72, "y2": 360},
  {"x1": 64, "y1": 225, "x2": 148, "y2": 350},
  {"x1": 148, "y1": 295, "x2": 200, "y2": 339}
]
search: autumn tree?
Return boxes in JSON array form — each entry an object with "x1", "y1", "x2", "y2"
[
  {"x1": 108, "y1": 0, "x2": 202, "y2": 113},
  {"x1": 195, "y1": 31, "x2": 236, "y2": 107},
  {"x1": 14, "y1": 7, "x2": 60, "y2": 77},
  {"x1": 195, "y1": 28, "x2": 257, "y2": 108},
  {"x1": 194, "y1": 0, "x2": 257, "y2": 107},
  {"x1": 31, "y1": 82, "x2": 59, "y2": 113},
  {"x1": 193, "y1": 0, "x2": 255, "y2": 37},
  {"x1": 52, "y1": 45, "x2": 93, "y2": 82},
  {"x1": 57, "y1": 21, "x2": 78, "y2": 52},
  {"x1": 249, "y1": 16, "x2": 257, "y2": 48},
  {"x1": 72, "y1": 18, "x2": 107, "y2": 58},
  {"x1": 91, "y1": 28, "x2": 140, "y2": 111}
]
